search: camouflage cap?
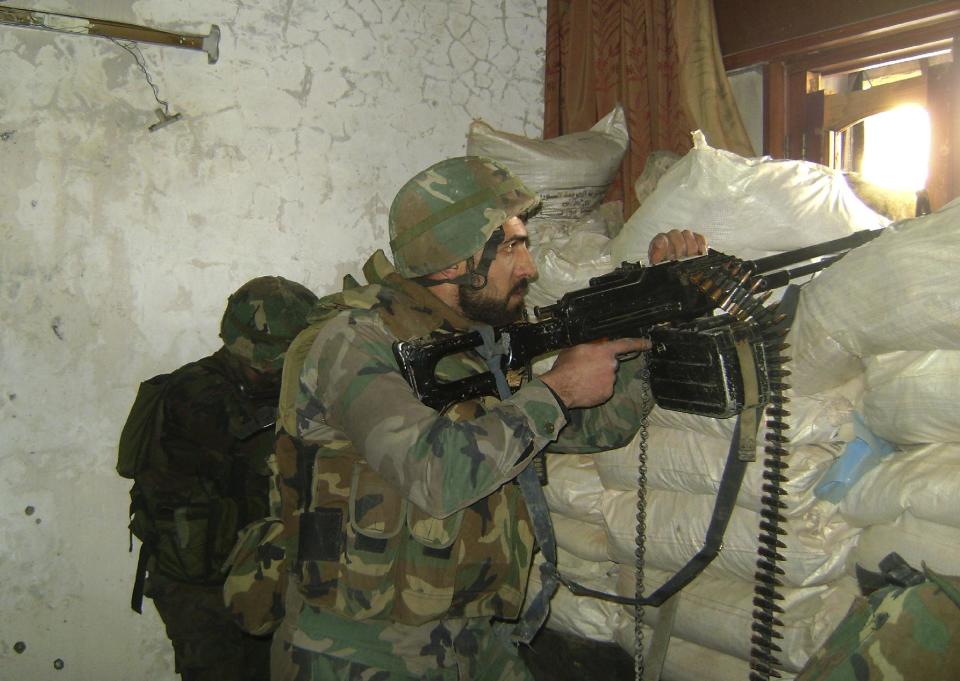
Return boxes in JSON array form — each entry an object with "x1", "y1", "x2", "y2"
[
  {"x1": 219, "y1": 276, "x2": 319, "y2": 372},
  {"x1": 388, "y1": 156, "x2": 540, "y2": 277}
]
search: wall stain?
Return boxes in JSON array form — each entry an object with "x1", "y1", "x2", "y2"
[
  {"x1": 51, "y1": 316, "x2": 64, "y2": 340},
  {"x1": 25, "y1": 505, "x2": 35, "y2": 516},
  {"x1": 0, "y1": 130, "x2": 14, "y2": 141}
]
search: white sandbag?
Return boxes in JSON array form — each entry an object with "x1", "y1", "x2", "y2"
[
  {"x1": 526, "y1": 230, "x2": 614, "y2": 311},
  {"x1": 593, "y1": 429, "x2": 841, "y2": 516},
  {"x1": 526, "y1": 202, "x2": 621, "y2": 247},
  {"x1": 468, "y1": 107, "x2": 628, "y2": 310},
  {"x1": 602, "y1": 488, "x2": 858, "y2": 587},
  {"x1": 554, "y1": 546, "x2": 621, "y2": 584},
  {"x1": 843, "y1": 171, "x2": 918, "y2": 221},
  {"x1": 853, "y1": 511, "x2": 960, "y2": 575},
  {"x1": 796, "y1": 200, "x2": 960, "y2": 358},
  {"x1": 615, "y1": 566, "x2": 859, "y2": 673},
  {"x1": 644, "y1": 374, "x2": 864, "y2": 444},
  {"x1": 787, "y1": 292, "x2": 866, "y2": 396},
  {"x1": 614, "y1": 624, "x2": 794, "y2": 681},
  {"x1": 466, "y1": 104, "x2": 629, "y2": 221},
  {"x1": 611, "y1": 131, "x2": 888, "y2": 265},
  {"x1": 542, "y1": 452, "x2": 606, "y2": 524},
  {"x1": 841, "y1": 444, "x2": 960, "y2": 529},
  {"x1": 862, "y1": 350, "x2": 960, "y2": 445},
  {"x1": 551, "y1": 513, "x2": 609, "y2": 563},
  {"x1": 633, "y1": 151, "x2": 681, "y2": 210}
]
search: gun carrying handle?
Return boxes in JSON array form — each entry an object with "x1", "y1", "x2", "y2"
[{"x1": 394, "y1": 332, "x2": 495, "y2": 409}]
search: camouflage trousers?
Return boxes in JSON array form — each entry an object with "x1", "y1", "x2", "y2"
[
  {"x1": 272, "y1": 587, "x2": 534, "y2": 681},
  {"x1": 147, "y1": 573, "x2": 271, "y2": 681}
]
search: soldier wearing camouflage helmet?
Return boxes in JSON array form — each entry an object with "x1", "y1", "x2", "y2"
[
  {"x1": 118, "y1": 275, "x2": 318, "y2": 681},
  {"x1": 245, "y1": 157, "x2": 705, "y2": 680},
  {"x1": 220, "y1": 275, "x2": 320, "y2": 375}
]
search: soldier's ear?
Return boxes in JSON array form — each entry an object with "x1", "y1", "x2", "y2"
[{"x1": 426, "y1": 261, "x2": 466, "y2": 284}]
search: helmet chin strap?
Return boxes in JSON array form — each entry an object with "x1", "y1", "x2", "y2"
[{"x1": 418, "y1": 227, "x2": 505, "y2": 290}]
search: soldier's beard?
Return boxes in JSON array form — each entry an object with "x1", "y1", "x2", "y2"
[{"x1": 459, "y1": 279, "x2": 529, "y2": 326}]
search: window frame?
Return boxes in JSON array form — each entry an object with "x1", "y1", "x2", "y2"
[{"x1": 722, "y1": 3, "x2": 959, "y2": 209}]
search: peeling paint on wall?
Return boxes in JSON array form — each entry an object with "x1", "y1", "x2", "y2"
[{"x1": 0, "y1": 1, "x2": 546, "y2": 679}]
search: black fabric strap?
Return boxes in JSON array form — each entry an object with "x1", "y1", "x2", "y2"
[
  {"x1": 559, "y1": 413, "x2": 752, "y2": 607},
  {"x1": 563, "y1": 284, "x2": 805, "y2": 607},
  {"x1": 472, "y1": 324, "x2": 513, "y2": 399},
  {"x1": 131, "y1": 542, "x2": 150, "y2": 614},
  {"x1": 472, "y1": 318, "x2": 745, "y2": 629},
  {"x1": 470, "y1": 227, "x2": 505, "y2": 289},
  {"x1": 472, "y1": 323, "x2": 559, "y2": 643},
  {"x1": 411, "y1": 228, "x2": 505, "y2": 290},
  {"x1": 446, "y1": 227, "x2": 506, "y2": 290},
  {"x1": 513, "y1": 465, "x2": 560, "y2": 642}
]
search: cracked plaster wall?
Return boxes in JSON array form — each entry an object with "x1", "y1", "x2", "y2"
[{"x1": 0, "y1": 1, "x2": 545, "y2": 678}]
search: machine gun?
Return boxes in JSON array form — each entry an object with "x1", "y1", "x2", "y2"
[
  {"x1": 394, "y1": 228, "x2": 884, "y2": 681},
  {"x1": 393, "y1": 228, "x2": 883, "y2": 418}
]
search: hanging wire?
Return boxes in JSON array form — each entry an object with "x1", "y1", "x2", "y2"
[
  {"x1": 108, "y1": 37, "x2": 172, "y2": 117},
  {"x1": 4, "y1": 12, "x2": 185, "y2": 130},
  {"x1": 29, "y1": 20, "x2": 175, "y2": 116}
]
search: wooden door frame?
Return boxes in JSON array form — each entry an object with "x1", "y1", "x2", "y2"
[{"x1": 723, "y1": 1, "x2": 960, "y2": 209}]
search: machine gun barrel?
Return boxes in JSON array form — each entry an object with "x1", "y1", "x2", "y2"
[{"x1": 749, "y1": 228, "x2": 885, "y2": 280}]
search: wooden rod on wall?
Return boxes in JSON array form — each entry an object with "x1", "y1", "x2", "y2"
[{"x1": 0, "y1": 5, "x2": 220, "y2": 64}]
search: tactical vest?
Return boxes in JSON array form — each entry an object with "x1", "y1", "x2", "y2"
[{"x1": 278, "y1": 282, "x2": 536, "y2": 626}]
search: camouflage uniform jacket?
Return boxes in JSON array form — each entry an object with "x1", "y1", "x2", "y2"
[
  {"x1": 797, "y1": 566, "x2": 960, "y2": 680},
  {"x1": 132, "y1": 347, "x2": 278, "y2": 585},
  {"x1": 273, "y1": 250, "x2": 653, "y2": 628}
]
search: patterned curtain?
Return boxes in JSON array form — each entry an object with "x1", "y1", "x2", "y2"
[{"x1": 544, "y1": 0, "x2": 753, "y2": 216}]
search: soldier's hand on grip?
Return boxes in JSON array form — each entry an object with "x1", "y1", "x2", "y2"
[{"x1": 540, "y1": 338, "x2": 650, "y2": 409}]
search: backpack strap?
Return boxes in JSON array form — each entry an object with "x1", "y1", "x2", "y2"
[{"x1": 131, "y1": 542, "x2": 151, "y2": 614}]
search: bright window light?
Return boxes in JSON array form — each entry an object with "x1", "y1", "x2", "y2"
[{"x1": 860, "y1": 104, "x2": 930, "y2": 191}]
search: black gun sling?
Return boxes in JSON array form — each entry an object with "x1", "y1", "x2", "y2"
[
  {"x1": 561, "y1": 414, "x2": 753, "y2": 608},
  {"x1": 472, "y1": 332, "x2": 754, "y2": 642},
  {"x1": 491, "y1": 285, "x2": 802, "y2": 638}
]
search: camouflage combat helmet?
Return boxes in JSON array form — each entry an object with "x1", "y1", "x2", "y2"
[
  {"x1": 219, "y1": 276, "x2": 319, "y2": 372},
  {"x1": 388, "y1": 156, "x2": 540, "y2": 277}
]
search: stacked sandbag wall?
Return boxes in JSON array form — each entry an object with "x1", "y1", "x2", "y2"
[
  {"x1": 468, "y1": 119, "x2": 957, "y2": 679},
  {"x1": 792, "y1": 203, "x2": 960, "y2": 587}
]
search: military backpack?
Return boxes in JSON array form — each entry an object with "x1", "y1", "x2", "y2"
[{"x1": 118, "y1": 355, "x2": 277, "y2": 612}]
